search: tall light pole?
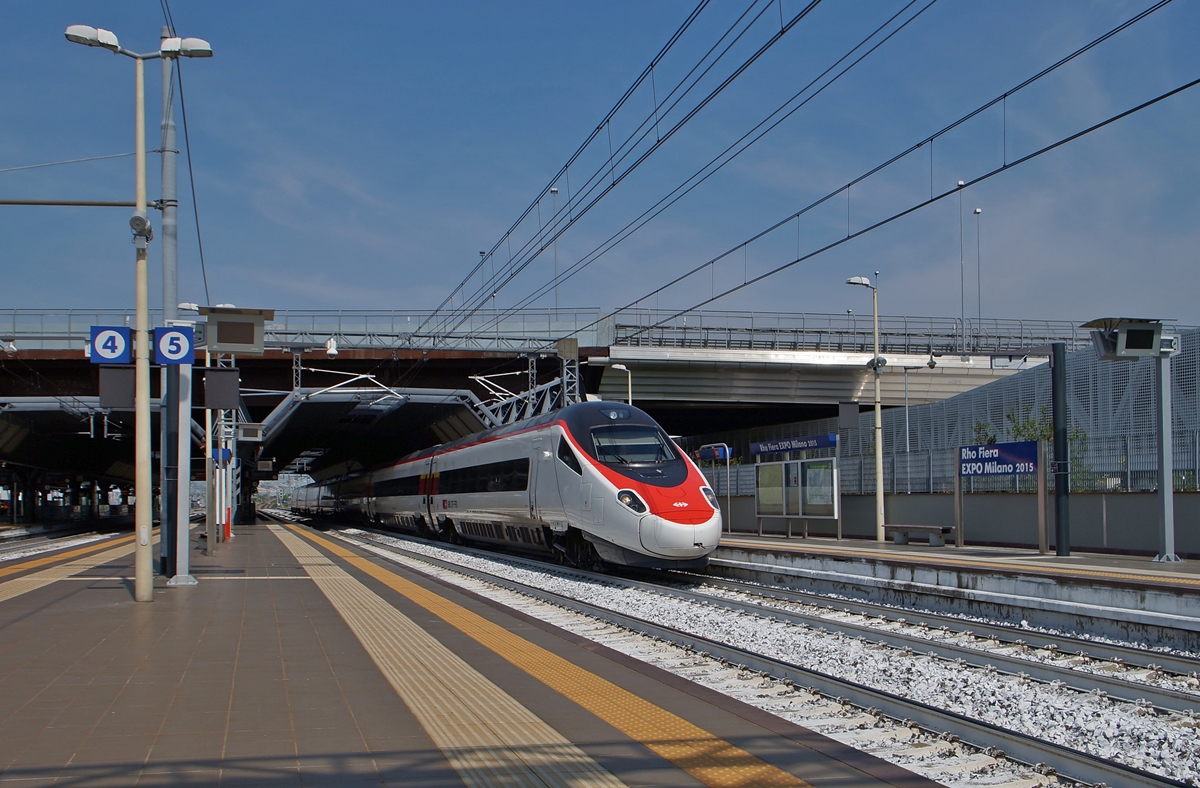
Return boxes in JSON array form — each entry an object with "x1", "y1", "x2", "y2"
[
  {"x1": 550, "y1": 187, "x2": 559, "y2": 316},
  {"x1": 973, "y1": 207, "x2": 982, "y2": 320},
  {"x1": 847, "y1": 274, "x2": 885, "y2": 541},
  {"x1": 957, "y1": 180, "x2": 965, "y2": 352},
  {"x1": 66, "y1": 25, "x2": 212, "y2": 602},
  {"x1": 612, "y1": 364, "x2": 632, "y2": 406},
  {"x1": 902, "y1": 365, "x2": 922, "y2": 495}
]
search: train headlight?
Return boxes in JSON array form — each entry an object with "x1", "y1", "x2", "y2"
[
  {"x1": 701, "y1": 487, "x2": 719, "y2": 509},
  {"x1": 616, "y1": 489, "x2": 647, "y2": 514}
]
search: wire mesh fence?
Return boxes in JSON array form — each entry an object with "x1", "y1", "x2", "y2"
[
  {"x1": 700, "y1": 431, "x2": 1200, "y2": 496},
  {"x1": 691, "y1": 328, "x2": 1200, "y2": 496}
]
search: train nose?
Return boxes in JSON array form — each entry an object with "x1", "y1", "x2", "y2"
[{"x1": 638, "y1": 512, "x2": 721, "y2": 558}]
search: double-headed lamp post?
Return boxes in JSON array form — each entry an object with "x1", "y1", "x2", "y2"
[
  {"x1": 847, "y1": 274, "x2": 885, "y2": 542},
  {"x1": 611, "y1": 364, "x2": 633, "y2": 406},
  {"x1": 65, "y1": 25, "x2": 211, "y2": 602}
]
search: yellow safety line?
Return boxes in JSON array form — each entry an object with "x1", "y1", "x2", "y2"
[
  {"x1": 291, "y1": 525, "x2": 815, "y2": 788},
  {"x1": 0, "y1": 534, "x2": 133, "y2": 580},
  {"x1": 720, "y1": 537, "x2": 1200, "y2": 588},
  {"x1": 0, "y1": 542, "x2": 135, "y2": 604},
  {"x1": 269, "y1": 524, "x2": 628, "y2": 788}
]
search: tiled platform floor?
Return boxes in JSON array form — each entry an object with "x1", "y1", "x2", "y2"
[{"x1": 0, "y1": 523, "x2": 929, "y2": 787}]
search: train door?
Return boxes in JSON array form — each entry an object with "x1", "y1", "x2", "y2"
[
  {"x1": 555, "y1": 434, "x2": 586, "y2": 528},
  {"x1": 364, "y1": 476, "x2": 376, "y2": 522},
  {"x1": 532, "y1": 435, "x2": 566, "y2": 528},
  {"x1": 425, "y1": 455, "x2": 438, "y2": 527}
]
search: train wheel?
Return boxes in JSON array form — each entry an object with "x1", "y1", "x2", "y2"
[
  {"x1": 439, "y1": 518, "x2": 464, "y2": 545},
  {"x1": 554, "y1": 529, "x2": 604, "y2": 572},
  {"x1": 417, "y1": 516, "x2": 435, "y2": 540}
]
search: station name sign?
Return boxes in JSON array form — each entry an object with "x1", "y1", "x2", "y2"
[
  {"x1": 751, "y1": 433, "x2": 836, "y2": 456},
  {"x1": 959, "y1": 440, "x2": 1037, "y2": 477}
]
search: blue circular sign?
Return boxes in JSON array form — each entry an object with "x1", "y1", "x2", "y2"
[{"x1": 93, "y1": 329, "x2": 128, "y2": 361}]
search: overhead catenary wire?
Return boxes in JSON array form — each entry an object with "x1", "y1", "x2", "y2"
[
  {"x1": 158, "y1": 0, "x2": 176, "y2": 34},
  {"x1": 436, "y1": 0, "x2": 821, "y2": 335},
  {"x1": 460, "y1": 0, "x2": 1175, "y2": 349},
  {"x1": 425, "y1": 0, "x2": 817, "y2": 337},
  {"x1": 174, "y1": 46, "x2": 210, "y2": 306},
  {"x1": 417, "y1": 0, "x2": 714, "y2": 333},
  {"x1": 618, "y1": 72, "x2": 1200, "y2": 345},
  {"x1": 160, "y1": 0, "x2": 210, "y2": 306},
  {"x1": 455, "y1": 0, "x2": 783, "y2": 322},
  {"x1": 458, "y1": 0, "x2": 935, "y2": 339},
  {"x1": 542, "y1": 0, "x2": 1187, "y2": 352},
  {"x1": 0, "y1": 152, "x2": 135, "y2": 174},
  {"x1": 430, "y1": 0, "x2": 826, "y2": 341}
]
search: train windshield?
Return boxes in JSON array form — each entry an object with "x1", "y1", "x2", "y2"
[{"x1": 591, "y1": 425, "x2": 676, "y2": 465}]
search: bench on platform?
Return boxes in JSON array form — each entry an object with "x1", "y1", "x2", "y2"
[{"x1": 884, "y1": 524, "x2": 956, "y2": 547}]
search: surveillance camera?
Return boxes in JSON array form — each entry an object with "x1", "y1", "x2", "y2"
[
  {"x1": 130, "y1": 211, "x2": 151, "y2": 234},
  {"x1": 325, "y1": 338, "x2": 338, "y2": 358},
  {"x1": 926, "y1": 358, "x2": 937, "y2": 369}
]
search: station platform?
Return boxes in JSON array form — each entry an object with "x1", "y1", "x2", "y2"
[
  {"x1": 717, "y1": 532, "x2": 1200, "y2": 591},
  {"x1": 0, "y1": 521, "x2": 930, "y2": 787}
]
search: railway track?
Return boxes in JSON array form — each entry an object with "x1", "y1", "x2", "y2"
[
  {"x1": 267, "y1": 515, "x2": 1197, "y2": 788},
  {"x1": 648, "y1": 573, "x2": 1200, "y2": 712},
  {"x1": 667, "y1": 569, "x2": 1200, "y2": 679},
  {"x1": 0, "y1": 527, "x2": 118, "y2": 560}
]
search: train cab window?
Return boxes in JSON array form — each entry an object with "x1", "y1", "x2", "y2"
[
  {"x1": 557, "y1": 436, "x2": 583, "y2": 475},
  {"x1": 591, "y1": 425, "x2": 676, "y2": 465}
]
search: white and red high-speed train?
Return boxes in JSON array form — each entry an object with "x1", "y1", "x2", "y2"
[{"x1": 293, "y1": 401, "x2": 722, "y2": 569}]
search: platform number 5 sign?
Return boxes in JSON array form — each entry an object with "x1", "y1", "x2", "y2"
[
  {"x1": 90, "y1": 326, "x2": 132, "y2": 364},
  {"x1": 154, "y1": 326, "x2": 195, "y2": 365}
]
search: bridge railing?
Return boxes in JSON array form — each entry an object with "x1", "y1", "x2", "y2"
[
  {"x1": 607, "y1": 308, "x2": 1099, "y2": 355},
  {"x1": 0, "y1": 308, "x2": 605, "y2": 352},
  {"x1": 1, "y1": 307, "x2": 1175, "y2": 355}
]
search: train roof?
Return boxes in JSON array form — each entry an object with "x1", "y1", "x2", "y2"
[
  {"x1": 391, "y1": 401, "x2": 661, "y2": 466},
  {"x1": 310, "y1": 401, "x2": 669, "y2": 488}
]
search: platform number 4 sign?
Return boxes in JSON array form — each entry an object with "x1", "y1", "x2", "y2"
[
  {"x1": 154, "y1": 326, "x2": 195, "y2": 365},
  {"x1": 90, "y1": 326, "x2": 132, "y2": 364}
]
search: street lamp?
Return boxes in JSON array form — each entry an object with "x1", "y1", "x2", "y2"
[
  {"x1": 66, "y1": 24, "x2": 212, "y2": 603},
  {"x1": 846, "y1": 273, "x2": 885, "y2": 541},
  {"x1": 611, "y1": 364, "x2": 632, "y2": 406}
]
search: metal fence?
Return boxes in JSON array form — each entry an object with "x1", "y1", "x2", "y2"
[
  {"x1": 605, "y1": 309, "x2": 1103, "y2": 355},
  {"x1": 833, "y1": 437, "x2": 1200, "y2": 495},
  {"x1": 2, "y1": 307, "x2": 1119, "y2": 355},
  {"x1": 0, "y1": 308, "x2": 604, "y2": 352},
  {"x1": 691, "y1": 328, "x2": 1200, "y2": 495},
  {"x1": 700, "y1": 435, "x2": 1200, "y2": 497}
]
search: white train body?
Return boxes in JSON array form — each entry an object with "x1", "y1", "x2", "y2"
[{"x1": 293, "y1": 401, "x2": 722, "y2": 569}]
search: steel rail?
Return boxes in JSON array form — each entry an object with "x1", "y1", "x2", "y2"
[
  {"x1": 630, "y1": 574, "x2": 1200, "y2": 713},
  {"x1": 670, "y1": 570, "x2": 1200, "y2": 678},
  {"x1": 313, "y1": 524, "x2": 1188, "y2": 788},
  {"x1": 352, "y1": 525, "x2": 1198, "y2": 710}
]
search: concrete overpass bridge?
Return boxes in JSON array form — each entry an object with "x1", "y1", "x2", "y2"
[{"x1": 0, "y1": 306, "x2": 1105, "y2": 517}]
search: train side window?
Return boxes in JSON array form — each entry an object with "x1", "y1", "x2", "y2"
[{"x1": 557, "y1": 437, "x2": 583, "y2": 475}]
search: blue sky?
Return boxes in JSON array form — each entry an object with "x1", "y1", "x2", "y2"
[{"x1": 2, "y1": 1, "x2": 1199, "y2": 325}]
